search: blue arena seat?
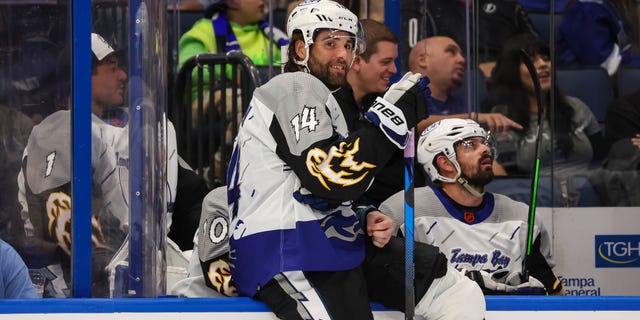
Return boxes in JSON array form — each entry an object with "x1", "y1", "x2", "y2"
[
  {"x1": 616, "y1": 66, "x2": 640, "y2": 98},
  {"x1": 556, "y1": 67, "x2": 614, "y2": 126},
  {"x1": 528, "y1": 12, "x2": 562, "y2": 43},
  {"x1": 566, "y1": 175, "x2": 602, "y2": 207},
  {"x1": 485, "y1": 176, "x2": 563, "y2": 207},
  {"x1": 486, "y1": 175, "x2": 601, "y2": 207}
]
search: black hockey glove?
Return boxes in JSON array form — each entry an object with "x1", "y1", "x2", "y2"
[{"x1": 463, "y1": 269, "x2": 547, "y2": 295}]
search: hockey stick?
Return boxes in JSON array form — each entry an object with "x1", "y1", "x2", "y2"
[
  {"x1": 404, "y1": 128, "x2": 415, "y2": 319},
  {"x1": 519, "y1": 49, "x2": 544, "y2": 281}
]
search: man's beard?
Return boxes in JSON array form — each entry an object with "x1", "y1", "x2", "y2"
[
  {"x1": 307, "y1": 54, "x2": 347, "y2": 90},
  {"x1": 460, "y1": 158, "x2": 494, "y2": 188},
  {"x1": 462, "y1": 170, "x2": 494, "y2": 189}
]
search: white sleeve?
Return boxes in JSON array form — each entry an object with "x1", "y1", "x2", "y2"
[{"x1": 600, "y1": 43, "x2": 622, "y2": 76}]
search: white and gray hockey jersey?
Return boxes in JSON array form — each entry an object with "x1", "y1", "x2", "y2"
[
  {"x1": 379, "y1": 186, "x2": 560, "y2": 292},
  {"x1": 227, "y1": 72, "x2": 401, "y2": 297},
  {"x1": 17, "y1": 109, "x2": 179, "y2": 297},
  {"x1": 18, "y1": 111, "x2": 129, "y2": 297},
  {"x1": 169, "y1": 186, "x2": 236, "y2": 297}
]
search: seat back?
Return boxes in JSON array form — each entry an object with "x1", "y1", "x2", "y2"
[
  {"x1": 485, "y1": 176, "x2": 563, "y2": 207},
  {"x1": 563, "y1": 175, "x2": 603, "y2": 207},
  {"x1": 170, "y1": 52, "x2": 261, "y2": 187},
  {"x1": 616, "y1": 66, "x2": 640, "y2": 98},
  {"x1": 556, "y1": 67, "x2": 614, "y2": 126},
  {"x1": 528, "y1": 12, "x2": 562, "y2": 43}
]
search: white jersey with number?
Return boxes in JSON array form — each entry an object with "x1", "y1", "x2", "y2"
[
  {"x1": 379, "y1": 186, "x2": 552, "y2": 275},
  {"x1": 227, "y1": 72, "x2": 401, "y2": 297},
  {"x1": 17, "y1": 109, "x2": 179, "y2": 297}
]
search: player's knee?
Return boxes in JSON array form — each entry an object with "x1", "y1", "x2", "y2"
[{"x1": 416, "y1": 266, "x2": 486, "y2": 320}]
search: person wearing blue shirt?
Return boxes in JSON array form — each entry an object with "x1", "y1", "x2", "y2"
[
  {"x1": 408, "y1": 36, "x2": 521, "y2": 136},
  {"x1": 558, "y1": 0, "x2": 640, "y2": 75},
  {"x1": 0, "y1": 239, "x2": 37, "y2": 298}
]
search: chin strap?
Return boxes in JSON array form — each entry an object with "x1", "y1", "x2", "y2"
[
  {"x1": 456, "y1": 175, "x2": 485, "y2": 197},
  {"x1": 294, "y1": 45, "x2": 311, "y2": 71}
]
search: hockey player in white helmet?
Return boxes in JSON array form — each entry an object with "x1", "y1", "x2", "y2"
[
  {"x1": 227, "y1": 0, "x2": 485, "y2": 318},
  {"x1": 379, "y1": 118, "x2": 563, "y2": 295}
]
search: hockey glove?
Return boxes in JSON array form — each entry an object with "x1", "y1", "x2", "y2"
[
  {"x1": 364, "y1": 72, "x2": 429, "y2": 149},
  {"x1": 365, "y1": 97, "x2": 409, "y2": 149},
  {"x1": 463, "y1": 269, "x2": 547, "y2": 295},
  {"x1": 380, "y1": 72, "x2": 430, "y2": 127}
]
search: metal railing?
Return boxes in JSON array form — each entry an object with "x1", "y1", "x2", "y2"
[{"x1": 171, "y1": 51, "x2": 261, "y2": 188}]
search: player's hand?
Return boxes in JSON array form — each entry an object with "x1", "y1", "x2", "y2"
[
  {"x1": 632, "y1": 133, "x2": 640, "y2": 149},
  {"x1": 383, "y1": 72, "x2": 430, "y2": 128},
  {"x1": 366, "y1": 210, "x2": 395, "y2": 248},
  {"x1": 473, "y1": 112, "x2": 523, "y2": 133},
  {"x1": 365, "y1": 72, "x2": 429, "y2": 149}
]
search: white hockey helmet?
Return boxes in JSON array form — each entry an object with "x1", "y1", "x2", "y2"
[
  {"x1": 287, "y1": 0, "x2": 365, "y2": 65},
  {"x1": 417, "y1": 118, "x2": 490, "y2": 183}
]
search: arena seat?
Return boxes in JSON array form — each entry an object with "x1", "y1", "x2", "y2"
[
  {"x1": 616, "y1": 66, "x2": 640, "y2": 98},
  {"x1": 556, "y1": 67, "x2": 614, "y2": 129},
  {"x1": 485, "y1": 176, "x2": 563, "y2": 207},
  {"x1": 527, "y1": 12, "x2": 562, "y2": 43}
]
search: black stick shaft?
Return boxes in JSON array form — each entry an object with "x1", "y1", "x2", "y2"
[{"x1": 519, "y1": 49, "x2": 544, "y2": 280}]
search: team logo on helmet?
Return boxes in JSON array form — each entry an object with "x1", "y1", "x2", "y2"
[
  {"x1": 423, "y1": 121, "x2": 441, "y2": 136},
  {"x1": 299, "y1": 0, "x2": 321, "y2": 5}
]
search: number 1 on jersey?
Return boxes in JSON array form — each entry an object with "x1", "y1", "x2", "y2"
[{"x1": 45, "y1": 152, "x2": 56, "y2": 177}]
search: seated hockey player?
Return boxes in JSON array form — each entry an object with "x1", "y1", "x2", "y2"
[{"x1": 379, "y1": 118, "x2": 563, "y2": 295}]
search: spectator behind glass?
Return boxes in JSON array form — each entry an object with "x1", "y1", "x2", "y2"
[
  {"x1": 178, "y1": 0, "x2": 288, "y2": 90},
  {"x1": 17, "y1": 33, "x2": 131, "y2": 297},
  {"x1": 557, "y1": 0, "x2": 640, "y2": 75},
  {"x1": 488, "y1": 34, "x2": 606, "y2": 177},
  {"x1": 408, "y1": 36, "x2": 521, "y2": 136},
  {"x1": 423, "y1": 0, "x2": 539, "y2": 77},
  {"x1": 0, "y1": 107, "x2": 34, "y2": 247},
  {"x1": 606, "y1": 88, "x2": 640, "y2": 146},
  {"x1": 593, "y1": 88, "x2": 640, "y2": 206},
  {"x1": 333, "y1": 19, "x2": 429, "y2": 208},
  {"x1": 0, "y1": 239, "x2": 37, "y2": 298}
]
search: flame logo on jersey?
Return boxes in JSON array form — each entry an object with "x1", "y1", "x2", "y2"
[
  {"x1": 207, "y1": 258, "x2": 238, "y2": 297},
  {"x1": 46, "y1": 191, "x2": 112, "y2": 255},
  {"x1": 306, "y1": 138, "x2": 375, "y2": 190}
]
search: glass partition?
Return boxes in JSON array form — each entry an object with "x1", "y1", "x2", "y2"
[
  {"x1": 0, "y1": 0, "x2": 168, "y2": 298},
  {"x1": 0, "y1": 0, "x2": 638, "y2": 302},
  {"x1": 391, "y1": 0, "x2": 640, "y2": 297}
]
